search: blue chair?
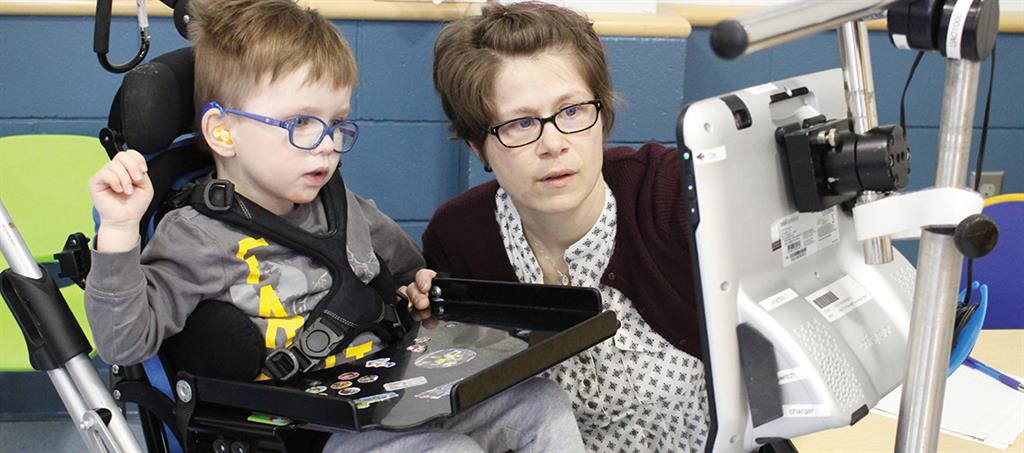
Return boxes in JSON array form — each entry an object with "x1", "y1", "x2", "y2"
[{"x1": 974, "y1": 194, "x2": 1024, "y2": 329}]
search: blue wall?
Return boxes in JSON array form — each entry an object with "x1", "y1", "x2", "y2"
[
  {"x1": 0, "y1": 14, "x2": 1021, "y2": 417},
  {"x1": 0, "y1": 16, "x2": 688, "y2": 245},
  {"x1": 2, "y1": 16, "x2": 1018, "y2": 247}
]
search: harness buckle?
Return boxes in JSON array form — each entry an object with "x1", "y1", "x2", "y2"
[
  {"x1": 263, "y1": 348, "x2": 307, "y2": 382},
  {"x1": 298, "y1": 317, "x2": 347, "y2": 359},
  {"x1": 202, "y1": 180, "x2": 234, "y2": 212}
]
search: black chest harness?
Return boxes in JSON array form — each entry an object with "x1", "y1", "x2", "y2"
[{"x1": 175, "y1": 174, "x2": 410, "y2": 381}]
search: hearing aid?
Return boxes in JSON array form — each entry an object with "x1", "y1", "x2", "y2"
[{"x1": 212, "y1": 126, "x2": 233, "y2": 144}]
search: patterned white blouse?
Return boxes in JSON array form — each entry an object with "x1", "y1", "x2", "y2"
[{"x1": 495, "y1": 187, "x2": 709, "y2": 452}]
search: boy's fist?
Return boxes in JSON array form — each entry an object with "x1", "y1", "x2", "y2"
[{"x1": 89, "y1": 150, "x2": 152, "y2": 251}]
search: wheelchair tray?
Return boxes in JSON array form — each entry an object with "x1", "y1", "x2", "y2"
[{"x1": 177, "y1": 277, "x2": 618, "y2": 432}]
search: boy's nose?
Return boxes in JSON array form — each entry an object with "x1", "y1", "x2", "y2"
[{"x1": 311, "y1": 134, "x2": 336, "y2": 155}]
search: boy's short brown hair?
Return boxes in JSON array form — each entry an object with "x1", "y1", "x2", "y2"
[
  {"x1": 189, "y1": 0, "x2": 357, "y2": 115},
  {"x1": 433, "y1": 1, "x2": 617, "y2": 151}
]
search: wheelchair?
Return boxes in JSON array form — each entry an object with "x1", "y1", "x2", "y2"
[{"x1": 1, "y1": 36, "x2": 619, "y2": 453}]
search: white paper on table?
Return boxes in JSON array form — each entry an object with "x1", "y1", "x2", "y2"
[{"x1": 871, "y1": 365, "x2": 1024, "y2": 449}]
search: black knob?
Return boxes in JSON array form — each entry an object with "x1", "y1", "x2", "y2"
[
  {"x1": 710, "y1": 20, "x2": 749, "y2": 60},
  {"x1": 212, "y1": 438, "x2": 230, "y2": 453},
  {"x1": 954, "y1": 214, "x2": 999, "y2": 259},
  {"x1": 230, "y1": 440, "x2": 250, "y2": 453}
]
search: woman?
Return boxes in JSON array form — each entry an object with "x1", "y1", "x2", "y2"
[{"x1": 403, "y1": 2, "x2": 709, "y2": 451}]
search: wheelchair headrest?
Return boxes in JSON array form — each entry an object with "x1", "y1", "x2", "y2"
[
  {"x1": 105, "y1": 47, "x2": 195, "y2": 158},
  {"x1": 102, "y1": 47, "x2": 215, "y2": 245}
]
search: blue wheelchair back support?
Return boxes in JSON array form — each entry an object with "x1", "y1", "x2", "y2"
[
  {"x1": 143, "y1": 356, "x2": 184, "y2": 453},
  {"x1": 138, "y1": 135, "x2": 210, "y2": 453}
]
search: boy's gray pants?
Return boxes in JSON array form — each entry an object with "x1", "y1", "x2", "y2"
[{"x1": 323, "y1": 377, "x2": 585, "y2": 452}]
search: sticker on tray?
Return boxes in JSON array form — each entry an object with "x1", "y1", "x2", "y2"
[
  {"x1": 338, "y1": 387, "x2": 361, "y2": 396},
  {"x1": 383, "y1": 376, "x2": 427, "y2": 392},
  {"x1": 354, "y1": 391, "x2": 399, "y2": 409},
  {"x1": 366, "y1": 358, "x2": 396, "y2": 368},
  {"x1": 407, "y1": 344, "x2": 427, "y2": 353},
  {"x1": 338, "y1": 372, "x2": 359, "y2": 381},
  {"x1": 415, "y1": 378, "x2": 464, "y2": 400},
  {"x1": 414, "y1": 348, "x2": 477, "y2": 369}
]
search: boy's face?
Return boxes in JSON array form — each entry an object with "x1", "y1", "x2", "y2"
[{"x1": 209, "y1": 64, "x2": 352, "y2": 215}]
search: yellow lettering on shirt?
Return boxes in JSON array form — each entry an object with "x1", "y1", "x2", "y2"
[
  {"x1": 345, "y1": 341, "x2": 373, "y2": 360},
  {"x1": 232, "y1": 236, "x2": 311, "y2": 361},
  {"x1": 258, "y1": 285, "x2": 288, "y2": 318},
  {"x1": 265, "y1": 314, "x2": 305, "y2": 349},
  {"x1": 236, "y1": 237, "x2": 269, "y2": 284}
]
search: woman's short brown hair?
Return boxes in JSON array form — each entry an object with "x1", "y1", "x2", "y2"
[
  {"x1": 189, "y1": 0, "x2": 357, "y2": 116},
  {"x1": 433, "y1": 2, "x2": 617, "y2": 151}
]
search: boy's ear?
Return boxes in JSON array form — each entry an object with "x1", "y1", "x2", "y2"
[{"x1": 200, "y1": 109, "x2": 236, "y2": 158}]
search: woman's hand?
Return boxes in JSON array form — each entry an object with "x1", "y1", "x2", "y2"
[{"x1": 399, "y1": 268, "x2": 438, "y2": 311}]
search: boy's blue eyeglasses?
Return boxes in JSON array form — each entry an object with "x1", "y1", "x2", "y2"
[{"x1": 201, "y1": 101, "x2": 358, "y2": 153}]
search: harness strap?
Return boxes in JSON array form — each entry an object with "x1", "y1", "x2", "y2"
[{"x1": 177, "y1": 173, "x2": 408, "y2": 381}]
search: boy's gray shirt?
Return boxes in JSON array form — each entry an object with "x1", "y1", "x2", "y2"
[{"x1": 84, "y1": 187, "x2": 424, "y2": 366}]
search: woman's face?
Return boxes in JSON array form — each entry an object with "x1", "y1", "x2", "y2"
[{"x1": 478, "y1": 50, "x2": 606, "y2": 219}]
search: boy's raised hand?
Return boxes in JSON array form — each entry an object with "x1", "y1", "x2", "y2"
[{"x1": 88, "y1": 149, "x2": 152, "y2": 252}]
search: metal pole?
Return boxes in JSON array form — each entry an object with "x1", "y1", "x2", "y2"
[
  {"x1": 0, "y1": 199, "x2": 143, "y2": 453},
  {"x1": 710, "y1": 0, "x2": 902, "y2": 59},
  {"x1": 0, "y1": 200, "x2": 43, "y2": 278},
  {"x1": 67, "y1": 355, "x2": 144, "y2": 453},
  {"x1": 47, "y1": 368, "x2": 108, "y2": 453},
  {"x1": 837, "y1": 20, "x2": 895, "y2": 265},
  {"x1": 838, "y1": 21, "x2": 879, "y2": 133},
  {"x1": 895, "y1": 58, "x2": 981, "y2": 453}
]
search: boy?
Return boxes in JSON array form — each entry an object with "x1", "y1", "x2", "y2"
[{"x1": 85, "y1": 1, "x2": 584, "y2": 451}]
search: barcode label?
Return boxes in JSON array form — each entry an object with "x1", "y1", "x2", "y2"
[
  {"x1": 812, "y1": 291, "x2": 839, "y2": 309},
  {"x1": 806, "y1": 276, "x2": 872, "y2": 322},
  {"x1": 772, "y1": 206, "x2": 840, "y2": 268}
]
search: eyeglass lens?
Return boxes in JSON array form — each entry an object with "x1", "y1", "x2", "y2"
[
  {"x1": 290, "y1": 117, "x2": 357, "y2": 152},
  {"x1": 497, "y1": 102, "x2": 599, "y2": 148}
]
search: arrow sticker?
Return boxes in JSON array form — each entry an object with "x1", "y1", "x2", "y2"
[{"x1": 692, "y1": 145, "x2": 726, "y2": 165}]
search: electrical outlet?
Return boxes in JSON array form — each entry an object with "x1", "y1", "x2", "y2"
[{"x1": 970, "y1": 170, "x2": 1004, "y2": 198}]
